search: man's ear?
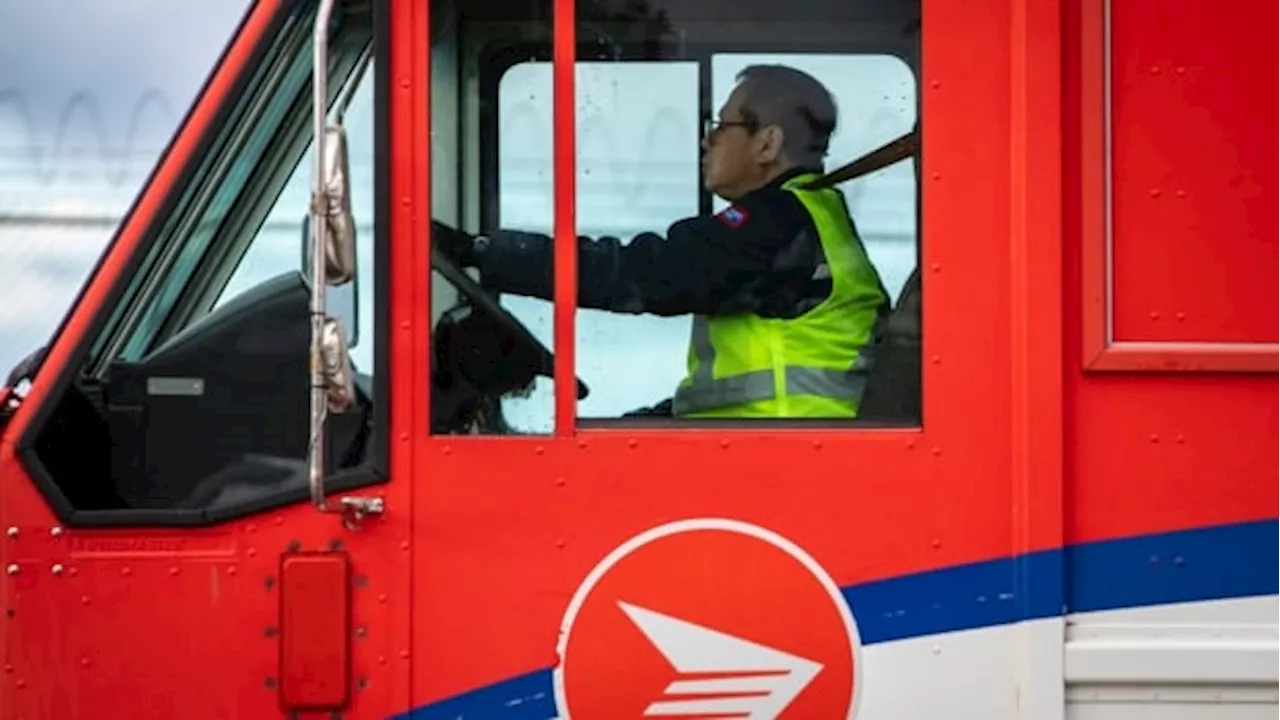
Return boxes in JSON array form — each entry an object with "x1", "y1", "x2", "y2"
[{"x1": 755, "y1": 125, "x2": 786, "y2": 164}]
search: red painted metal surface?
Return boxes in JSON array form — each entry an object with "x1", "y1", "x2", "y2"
[
  {"x1": 553, "y1": 0, "x2": 578, "y2": 437},
  {"x1": 408, "y1": 0, "x2": 1033, "y2": 703},
  {"x1": 1075, "y1": 0, "x2": 1279, "y2": 372},
  {"x1": 1008, "y1": 0, "x2": 1064, "y2": 645},
  {"x1": 0, "y1": 387, "x2": 14, "y2": 435},
  {"x1": 0, "y1": 0, "x2": 1273, "y2": 717},
  {"x1": 1064, "y1": 0, "x2": 1279, "y2": 545},
  {"x1": 406, "y1": 0, "x2": 1275, "y2": 708},
  {"x1": 394, "y1": 0, "x2": 430, "y2": 711},
  {"x1": 1109, "y1": 0, "x2": 1277, "y2": 346},
  {"x1": 279, "y1": 552, "x2": 351, "y2": 710}
]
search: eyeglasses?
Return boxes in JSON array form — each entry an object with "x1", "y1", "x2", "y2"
[{"x1": 703, "y1": 118, "x2": 755, "y2": 138}]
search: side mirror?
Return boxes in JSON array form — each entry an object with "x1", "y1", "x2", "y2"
[
  {"x1": 302, "y1": 215, "x2": 359, "y2": 348},
  {"x1": 318, "y1": 123, "x2": 357, "y2": 285},
  {"x1": 320, "y1": 315, "x2": 356, "y2": 414},
  {"x1": 306, "y1": 0, "x2": 383, "y2": 521}
]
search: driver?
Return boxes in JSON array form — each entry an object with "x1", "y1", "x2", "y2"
[{"x1": 433, "y1": 64, "x2": 890, "y2": 419}]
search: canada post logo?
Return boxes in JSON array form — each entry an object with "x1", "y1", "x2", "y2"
[{"x1": 553, "y1": 518, "x2": 863, "y2": 719}]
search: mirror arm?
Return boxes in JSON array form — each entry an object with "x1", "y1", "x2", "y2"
[
  {"x1": 307, "y1": 0, "x2": 383, "y2": 528},
  {"x1": 308, "y1": 0, "x2": 335, "y2": 515}
]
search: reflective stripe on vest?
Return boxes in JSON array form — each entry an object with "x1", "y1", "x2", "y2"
[
  {"x1": 672, "y1": 173, "x2": 888, "y2": 418},
  {"x1": 672, "y1": 315, "x2": 874, "y2": 414}
]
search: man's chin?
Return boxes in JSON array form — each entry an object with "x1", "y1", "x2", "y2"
[{"x1": 703, "y1": 181, "x2": 733, "y2": 201}]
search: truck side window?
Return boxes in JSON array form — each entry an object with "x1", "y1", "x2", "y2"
[
  {"x1": 23, "y1": 18, "x2": 385, "y2": 521},
  {"x1": 427, "y1": 0, "x2": 559, "y2": 436},
  {"x1": 427, "y1": 0, "x2": 921, "y2": 435},
  {"x1": 218, "y1": 69, "x2": 377, "y2": 377},
  {"x1": 494, "y1": 60, "x2": 701, "y2": 433}
]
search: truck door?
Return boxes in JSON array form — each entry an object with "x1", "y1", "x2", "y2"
[
  {"x1": 411, "y1": 0, "x2": 1065, "y2": 717},
  {"x1": 0, "y1": 2, "x2": 410, "y2": 717}
]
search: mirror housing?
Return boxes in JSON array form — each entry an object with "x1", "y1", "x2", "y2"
[
  {"x1": 301, "y1": 215, "x2": 359, "y2": 348},
  {"x1": 318, "y1": 123, "x2": 357, "y2": 285},
  {"x1": 320, "y1": 316, "x2": 356, "y2": 414}
]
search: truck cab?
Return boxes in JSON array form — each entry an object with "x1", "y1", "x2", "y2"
[{"x1": 0, "y1": 0, "x2": 1274, "y2": 718}]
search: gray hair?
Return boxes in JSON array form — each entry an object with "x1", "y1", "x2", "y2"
[{"x1": 734, "y1": 64, "x2": 838, "y2": 167}]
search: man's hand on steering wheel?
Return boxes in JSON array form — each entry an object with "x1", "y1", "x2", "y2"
[
  {"x1": 429, "y1": 218, "x2": 592, "y2": 402},
  {"x1": 431, "y1": 220, "x2": 478, "y2": 266}
]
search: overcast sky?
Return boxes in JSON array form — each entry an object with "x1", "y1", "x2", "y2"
[{"x1": 0, "y1": 0, "x2": 250, "y2": 374}]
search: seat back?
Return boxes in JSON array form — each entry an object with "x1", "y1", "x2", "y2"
[{"x1": 857, "y1": 267, "x2": 921, "y2": 422}]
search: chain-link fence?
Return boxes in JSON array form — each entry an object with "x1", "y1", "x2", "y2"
[
  {"x1": 0, "y1": 1, "x2": 248, "y2": 379},
  {"x1": 0, "y1": 89, "x2": 178, "y2": 375}
]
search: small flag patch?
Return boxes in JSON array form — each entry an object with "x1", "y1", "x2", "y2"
[{"x1": 715, "y1": 205, "x2": 750, "y2": 228}]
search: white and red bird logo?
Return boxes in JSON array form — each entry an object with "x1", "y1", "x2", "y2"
[{"x1": 554, "y1": 519, "x2": 862, "y2": 719}]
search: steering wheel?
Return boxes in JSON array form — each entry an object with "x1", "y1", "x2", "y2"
[{"x1": 431, "y1": 245, "x2": 589, "y2": 400}]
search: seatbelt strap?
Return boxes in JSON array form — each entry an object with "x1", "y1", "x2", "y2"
[{"x1": 801, "y1": 125, "x2": 919, "y2": 190}]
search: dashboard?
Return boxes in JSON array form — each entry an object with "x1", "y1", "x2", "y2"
[{"x1": 21, "y1": 252, "x2": 588, "y2": 513}]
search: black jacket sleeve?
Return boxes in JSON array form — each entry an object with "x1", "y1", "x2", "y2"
[{"x1": 472, "y1": 191, "x2": 804, "y2": 317}]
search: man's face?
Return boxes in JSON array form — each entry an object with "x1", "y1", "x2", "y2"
[{"x1": 701, "y1": 86, "x2": 770, "y2": 201}]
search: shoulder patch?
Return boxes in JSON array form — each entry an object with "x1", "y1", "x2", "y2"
[{"x1": 714, "y1": 204, "x2": 751, "y2": 228}]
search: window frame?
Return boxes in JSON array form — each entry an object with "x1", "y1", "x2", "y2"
[
  {"x1": 13, "y1": 0, "x2": 393, "y2": 528},
  {"x1": 472, "y1": 33, "x2": 922, "y2": 431}
]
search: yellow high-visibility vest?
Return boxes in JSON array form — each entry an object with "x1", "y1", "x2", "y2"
[{"x1": 673, "y1": 172, "x2": 888, "y2": 418}]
